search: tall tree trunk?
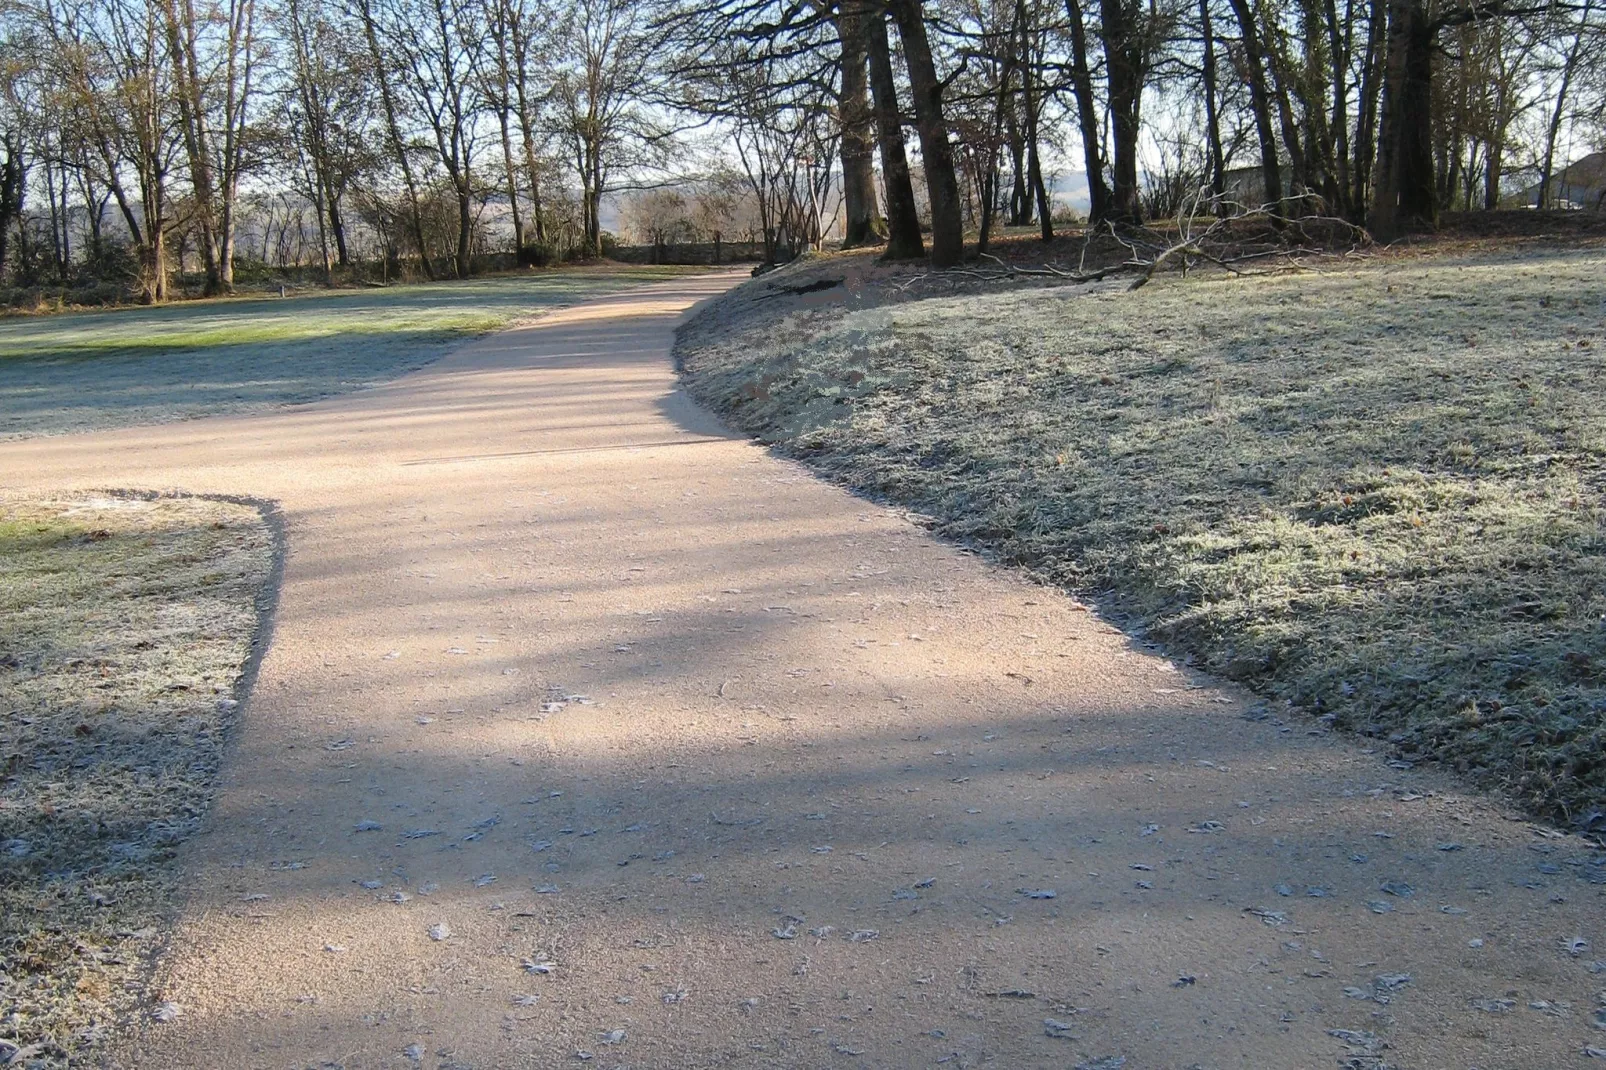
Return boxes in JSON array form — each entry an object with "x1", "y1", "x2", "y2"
[
  {"x1": 0, "y1": 133, "x2": 20, "y2": 282},
  {"x1": 359, "y1": 0, "x2": 434, "y2": 278},
  {"x1": 1063, "y1": 0, "x2": 1112, "y2": 221},
  {"x1": 328, "y1": 195, "x2": 349, "y2": 265},
  {"x1": 1200, "y1": 0, "x2": 1227, "y2": 209},
  {"x1": 1005, "y1": 107, "x2": 1029, "y2": 224},
  {"x1": 837, "y1": 3, "x2": 886, "y2": 247},
  {"x1": 44, "y1": 157, "x2": 64, "y2": 276},
  {"x1": 498, "y1": 109, "x2": 526, "y2": 250},
  {"x1": 980, "y1": 2, "x2": 1022, "y2": 252},
  {"x1": 1370, "y1": 0, "x2": 1435, "y2": 237},
  {"x1": 163, "y1": 0, "x2": 223, "y2": 293},
  {"x1": 1228, "y1": 0, "x2": 1284, "y2": 211},
  {"x1": 217, "y1": 0, "x2": 254, "y2": 292},
  {"x1": 863, "y1": 1, "x2": 925, "y2": 259},
  {"x1": 1017, "y1": 0, "x2": 1053, "y2": 241},
  {"x1": 1351, "y1": 0, "x2": 1385, "y2": 219},
  {"x1": 1484, "y1": 128, "x2": 1505, "y2": 210},
  {"x1": 1098, "y1": 0, "x2": 1146, "y2": 222},
  {"x1": 508, "y1": 6, "x2": 547, "y2": 245},
  {"x1": 1325, "y1": 0, "x2": 1354, "y2": 216},
  {"x1": 888, "y1": 0, "x2": 965, "y2": 266},
  {"x1": 1538, "y1": 1, "x2": 1591, "y2": 210},
  {"x1": 1098, "y1": 0, "x2": 1149, "y2": 220}
]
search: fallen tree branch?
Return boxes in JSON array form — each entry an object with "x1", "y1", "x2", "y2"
[{"x1": 900, "y1": 195, "x2": 1371, "y2": 293}]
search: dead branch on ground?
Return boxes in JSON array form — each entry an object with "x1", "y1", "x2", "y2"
[{"x1": 896, "y1": 188, "x2": 1373, "y2": 292}]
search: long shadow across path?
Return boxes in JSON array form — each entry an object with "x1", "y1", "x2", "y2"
[{"x1": 3, "y1": 272, "x2": 1602, "y2": 1069}]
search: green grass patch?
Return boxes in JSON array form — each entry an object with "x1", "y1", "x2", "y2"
[
  {"x1": 0, "y1": 494, "x2": 274, "y2": 1064},
  {"x1": 679, "y1": 248, "x2": 1606, "y2": 826},
  {"x1": 0, "y1": 265, "x2": 710, "y2": 438}
]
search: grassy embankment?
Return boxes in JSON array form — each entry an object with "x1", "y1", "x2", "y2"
[{"x1": 680, "y1": 248, "x2": 1606, "y2": 825}]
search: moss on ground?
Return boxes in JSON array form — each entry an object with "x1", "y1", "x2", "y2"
[
  {"x1": 679, "y1": 248, "x2": 1606, "y2": 827},
  {"x1": 0, "y1": 495, "x2": 273, "y2": 1065}
]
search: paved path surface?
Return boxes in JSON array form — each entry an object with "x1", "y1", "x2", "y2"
[{"x1": 6, "y1": 273, "x2": 1605, "y2": 1069}]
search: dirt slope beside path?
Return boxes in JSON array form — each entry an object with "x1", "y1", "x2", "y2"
[{"x1": 3, "y1": 272, "x2": 1602, "y2": 1069}]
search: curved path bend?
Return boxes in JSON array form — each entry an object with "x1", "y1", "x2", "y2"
[{"x1": 4, "y1": 273, "x2": 1602, "y2": 1069}]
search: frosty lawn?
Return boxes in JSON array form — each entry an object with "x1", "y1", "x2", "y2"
[
  {"x1": 0, "y1": 266, "x2": 705, "y2": 439},
  {"x1": 679, "y1": 246, "x2": 1606, "y2": 825},
  {"x1": 0, "y1": 494, "x2": 274, "y2": 1060}
]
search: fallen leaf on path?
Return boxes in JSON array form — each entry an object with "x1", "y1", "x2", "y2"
[
  {"x1": 1043, "y1": 1018, "x2": 1077, "y2": 1038},
  {"x1": 428, "y1": 923, "x2": 451, "y2": 941}
]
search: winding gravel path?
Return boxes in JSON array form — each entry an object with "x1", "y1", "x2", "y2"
[{"x1": 4, "y1": 273, "x2": 1603, "y2": 1069}]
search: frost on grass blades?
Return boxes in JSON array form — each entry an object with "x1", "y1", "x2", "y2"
[
  {"x1": 681, "y1": 247, "x2": 1606, "y2": 827},
  {"x1": 0, "y1": 495, "x2": 273, "y2": 1064}
]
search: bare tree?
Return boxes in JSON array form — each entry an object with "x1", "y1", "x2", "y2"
[
  {"x1": 161, "y1": 0, "x2": 259, "y2": 293},
  {"x1": 553, "y1": 0, "x2": 660, "y2": 257}
]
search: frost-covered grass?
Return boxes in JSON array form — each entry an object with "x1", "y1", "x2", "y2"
[
  {"x1": 680, "y1": 247, "x2": 1606, "y2": 825},
  {"x1": 0, "y1": 265, "x2": 704, "y2": 439},
  {"x1": 0, "y1": 494, "x2": 273, "y2": 1064}
]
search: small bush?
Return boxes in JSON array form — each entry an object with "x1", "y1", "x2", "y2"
[{"x1": 519, "y1": 242, "x2": 560, "y2": 268}]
